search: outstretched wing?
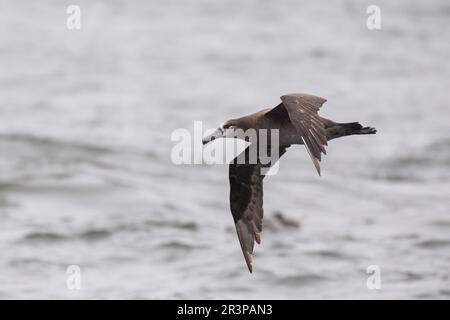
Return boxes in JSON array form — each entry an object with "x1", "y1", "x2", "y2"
[
  {"x1": 229, "y1": 146, "x2": 287, "y2": 273},
  {"x1": 229, "y1": 161, "x2": 263, "y2": 273},
  {"x1": 268, "y1": 93, "x2": 328, "y2": 175}
]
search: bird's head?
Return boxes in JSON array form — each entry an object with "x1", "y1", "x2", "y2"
[{"x1": 202, "y1": 120, "x2": 239, "y2": 145}]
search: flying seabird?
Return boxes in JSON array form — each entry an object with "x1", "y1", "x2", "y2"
[{"x1": 202, "y1": 93, "x2": 376, "y2": 273}]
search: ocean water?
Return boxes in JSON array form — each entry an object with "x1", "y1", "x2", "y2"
[{"x1": 0, "y1": 0, "x2": 449, "y2": 299}]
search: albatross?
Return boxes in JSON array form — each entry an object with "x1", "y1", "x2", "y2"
[{"x1": 202, "y1": 93, "x2": 376, "y2": 273}]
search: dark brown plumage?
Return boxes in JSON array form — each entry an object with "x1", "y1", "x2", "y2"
[{"x1": 202, "y1": 93, "x2": 376, "y2": 273}]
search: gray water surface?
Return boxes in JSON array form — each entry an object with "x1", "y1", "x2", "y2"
[{"x1": 0, "y1": 0, "x2": 449, "y2": 299}]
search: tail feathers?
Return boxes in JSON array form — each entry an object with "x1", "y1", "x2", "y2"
[
  {"x1": 359, "y1": 126, "x2": 377, "y2": 134},
  {"x1": 342, "y1": 122, "x2": 377, "y2": 135}
]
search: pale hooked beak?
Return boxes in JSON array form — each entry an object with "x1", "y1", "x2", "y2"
[{"x1": 202, "y1": 127, "x2": 224, "y2": 145}]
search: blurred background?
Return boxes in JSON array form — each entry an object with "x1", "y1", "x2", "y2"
[{"x1": 0, "y1": 0, "x2": 449, "y2": 299}]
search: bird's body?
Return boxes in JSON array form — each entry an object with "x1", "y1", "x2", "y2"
[{"x1": 202, "y1": 93, "x2": 376, "y2": 273}]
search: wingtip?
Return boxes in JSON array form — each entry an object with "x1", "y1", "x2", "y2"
[
  {"x1": 255, "y1": 232, "x2": 261, "y2": 244},
  {"x1": 235, "y1": 221, "x2": 256, "y2": 274},
  {"x1": 314, "y1": 160, "x2": 321, "y2": 176},
  {"x1": 245, "y1": 254, "x2": 253, "y2": 273}
]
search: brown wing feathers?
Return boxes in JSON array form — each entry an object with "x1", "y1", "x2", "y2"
[
  {"x1": 229, "y1": 146, "x2": 287, "y2": 273},
  {"x1": 279, "y1": 94, "x2": 328, "y2": 175},
  {"x1": 229, "y1": 159, "x2": 263, "y2": 273}
]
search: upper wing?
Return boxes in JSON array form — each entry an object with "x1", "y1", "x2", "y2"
[
  {"x1": 267, "y1": 93, "x2": 328, "y2": 175},
  {"x1": 229, "y1": 146, "x2": 287, "y2": 273}
]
